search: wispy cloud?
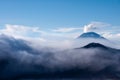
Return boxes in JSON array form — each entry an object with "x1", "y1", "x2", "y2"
[
  {"x1": 102, "y1": 32, "x2": 120, "y2": 40},
  {"x1": 0, "y1": 24, "x2": 46, "y2": 38},
  {"x1": 52, "y1": 27, "x2": 82, "y2": 33},
  {"x1": 83, "y1": 21, "x2": 110, "y2": 33}
]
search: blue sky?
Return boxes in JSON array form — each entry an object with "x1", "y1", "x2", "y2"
[
  {"x1": 0, "y1": 0, "x2": 120, "y2": 28},
  {"x1": 0, "y1": 0, "x2": 120, "y2": 41}
]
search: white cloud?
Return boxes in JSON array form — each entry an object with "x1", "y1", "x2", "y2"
[
  {"x1": 83, "y1": 22, "x2": 110, "y2": 33},
  {"x1": 0, "y1": 24, "x2": 48, "y2": 44},
  {"x1": 0, "y1": 24, "x2": 82, "y2": 43},
  {"x1": 53, "y1": 27, "x2": 82, "y2": 33},
  {"x1": 102, "y1": 32, "x2": 120, "y2": 41},
  {"x1": 0, "y1": 24, "x2": 45, "y2": 38}
]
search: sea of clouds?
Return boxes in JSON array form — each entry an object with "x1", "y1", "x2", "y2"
[{"x1": 0, "y1": 34, "x2": 120, "y2": 80}]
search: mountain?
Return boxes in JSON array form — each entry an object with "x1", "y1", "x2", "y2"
[
  {"x1": 82, "y1": 42, "x2": 108, "y2": 49},
  {"x1": 75, "y1": 42, "x2": 120, "y2": 54},
  {"x1": 77, "y1": 32, "x2": 105, "y2": 39}
]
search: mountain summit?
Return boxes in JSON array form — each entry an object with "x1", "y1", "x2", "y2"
[
  {"x1": 82, "y1": 42, "x2": 108, "y2": 49},
  {"x1": 77, "y1": 32, "x2": 105, "y2": 39}
]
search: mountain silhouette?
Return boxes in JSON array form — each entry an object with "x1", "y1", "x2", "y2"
[
  {"x1": 75, "y1": 42, "x2": 120, "y2": 54},
  {"x1": 82, "y1": 42, "x2": 108, "y2": 49}
]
